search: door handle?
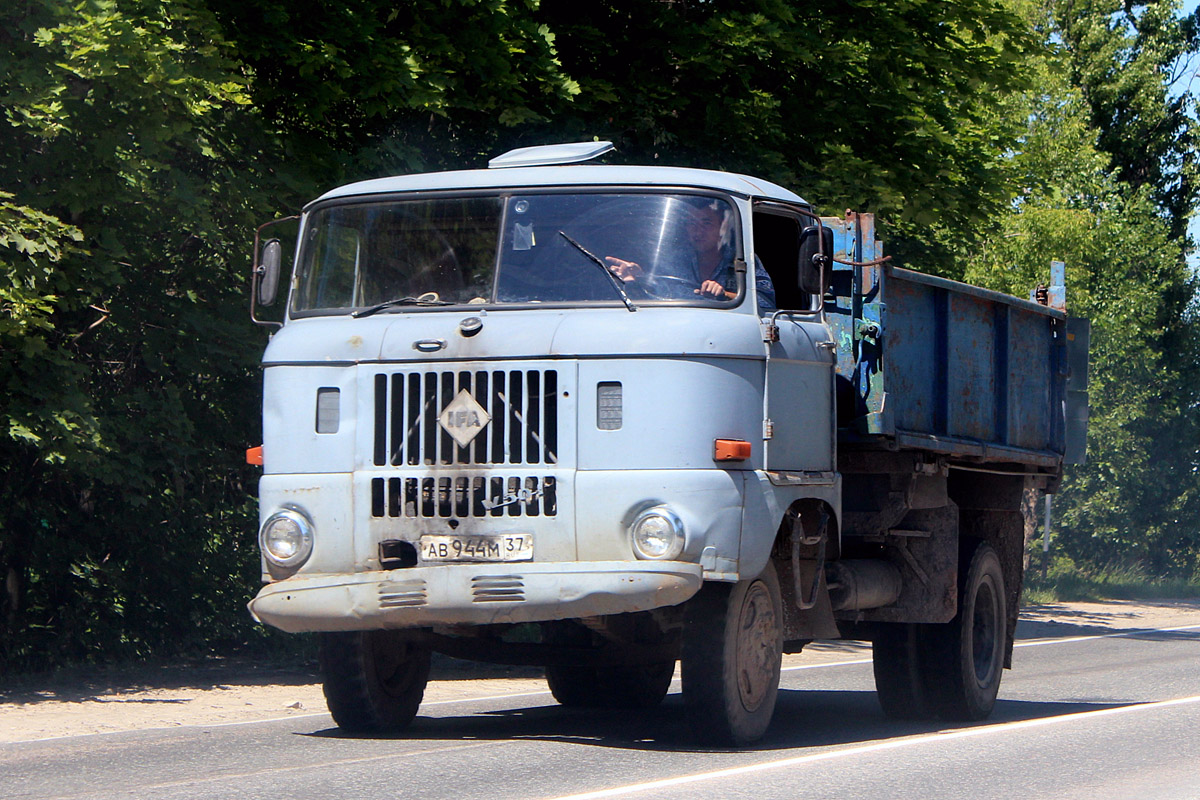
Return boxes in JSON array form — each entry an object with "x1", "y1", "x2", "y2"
[{"x1": 413, "y1": 338, "x2": 447, "y2": 352}]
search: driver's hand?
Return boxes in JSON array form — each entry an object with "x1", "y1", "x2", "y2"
[
  {"x1": 605, "y1": 256, "x2": 643, "y2": 282},
  {"x1": 696, "y1": 280, "x2": 731, "y2": 299}
]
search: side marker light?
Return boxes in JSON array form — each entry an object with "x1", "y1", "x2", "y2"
[{"x1": 714, "y1": 439, "x2": 751, "y2": 462}]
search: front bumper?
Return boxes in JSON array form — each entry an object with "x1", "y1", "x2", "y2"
[{"x1": 248, "y1": 560, "x2": 704, "y2": 633}]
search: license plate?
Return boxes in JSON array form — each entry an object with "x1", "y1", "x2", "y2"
[{"x1": 418, "y1": 534, "x2": 533, "y2": 562}]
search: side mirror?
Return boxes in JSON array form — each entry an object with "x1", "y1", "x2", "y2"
[
  {"x1": 258, "y1": 239, "x2": 283, "y2": 306},
  {"x1": 797, "y1": 224, "x2": 834, "y2": 295}
]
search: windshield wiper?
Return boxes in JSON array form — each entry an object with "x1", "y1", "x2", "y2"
[
  {"x1": 352, "y1": 295, "x2": 452, "y2": 318},
  {"x1": 558, "y1": 231, "x2": 637, "y2": 312}
]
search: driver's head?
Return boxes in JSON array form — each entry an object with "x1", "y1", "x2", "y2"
[{"x1": 683, "y1": 198, "x2": 731, "y2": 253}]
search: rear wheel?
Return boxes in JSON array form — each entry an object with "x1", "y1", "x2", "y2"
[
  {"x1": 870, "y1": 542, "x2": 1006, "y2": 721},
  {"x1": 546, "y1": 661, "x2": 675, "y2": 709},
  {"x1": 871, "y1": 623, "x2": 930, "y2": 720},
  {"x1": 320, "y1": 630, "x2": 431, "y2": 732},
  {"x1": 681, "y1": 561, "x2": 783, "y2": 745},
  {"x1": 925, "y1": 542, "x2": 1006, "y2": 720}
]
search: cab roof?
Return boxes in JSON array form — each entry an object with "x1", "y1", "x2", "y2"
[{"x1": 310, "y1": 164, "x2": 809, "y2": 208}]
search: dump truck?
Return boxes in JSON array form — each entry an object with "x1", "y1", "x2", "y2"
[{"x1": 246, "y1": 141, "x2": 1088, "y2": 745}]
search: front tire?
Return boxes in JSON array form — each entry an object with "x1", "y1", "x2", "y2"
[
  {"x1": 320, "y1": 630, "x2": 431, "y2": 733},
  {"x1": 681, "y1": 561, "x2": 783, "y2": 745},
  {"x1": 546, "y1": 661, "x2": 675, "y2": 709}
]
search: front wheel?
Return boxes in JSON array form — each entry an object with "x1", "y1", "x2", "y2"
[
  {"x1": 681, "y1": 562, "x2": 783, "y2": 745},
  {"x1": 546, "y1": 661, "x2": 675, "y2": 709},
  {"x1": 320, "y1": 630, "x2": 431, "y2": 733}
]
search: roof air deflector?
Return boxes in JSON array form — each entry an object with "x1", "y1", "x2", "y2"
[{"x1": 488, "y1": 141, "x2": 615, "y2": 169}]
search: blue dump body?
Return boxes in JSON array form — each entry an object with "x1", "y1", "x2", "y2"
[{"x1": 824, "y1": 213, "x2": 1080, "y2": 469}]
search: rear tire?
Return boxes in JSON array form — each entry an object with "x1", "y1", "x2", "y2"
[
  {"x1": 546, "y1": 661, "x2": 675, "y2": 709},
  {"x1": 681, "y1": 561, "x2": 783, "y2": 745},
  {"x1": 320, "y1": 630, "x2": 431, "y2": 732},
  {"x1": 871, "y1": 542, "x2": 1006, "y2": 721},
  {"x1": 871, "y1": 622, "x2": 930, "y2": 720},
  {"x1": 925, "y1": 542, "x2": 1006, "y2": 720}
]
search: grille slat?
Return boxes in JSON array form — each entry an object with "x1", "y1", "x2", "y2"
[
  {"x1": 373, "y1": 368, "x2": 558, "y2": 467},
  {"x1": 371, "y1": 475, "x2": 557, "y2": 519}
]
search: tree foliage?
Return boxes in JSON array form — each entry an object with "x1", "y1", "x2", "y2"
[
  {"x1": 0, "y1": 0, "x2": 280, "y2": 667},
  {"x1": 963, "y1": 0, "x2": 1200, "y2": 576},
  {"x1": 210, "y1": 1, "x2": 1033, "y2": 266},
  {"x1": 2, "y1": 0, "x2": 1198, "y2": 670},
  {"x1": 531, "y1": 0, "x2": 1032, "y2": 264},
  {"x1": 1055, "y1": 0, "x2": 1200, "y2": 237}
]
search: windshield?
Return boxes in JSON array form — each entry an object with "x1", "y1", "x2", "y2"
[{"x1": 291, "y1": 192, "x2": 744, "y2": 313}]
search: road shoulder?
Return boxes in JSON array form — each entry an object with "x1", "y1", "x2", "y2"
[{"x1": 3, "y1": 599, "x2": 1198, "y2": 743}]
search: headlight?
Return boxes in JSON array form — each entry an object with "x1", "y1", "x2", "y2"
[
  {"x1": 259, "y1": 508, "x2": 314, "y2": 569},
  {"x1": 629, "y1": 506, "x2": 685, "y2": 560}
]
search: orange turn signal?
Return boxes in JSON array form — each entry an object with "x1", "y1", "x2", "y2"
[
  {"x1": 714, "y1": 439, "x2": 751, "y2": 462},
  {"x1": 246, "y1": 446, "x2": 263, "y2": 466}
]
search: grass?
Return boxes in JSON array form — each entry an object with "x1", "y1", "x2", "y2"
[{"x1": 1021, "y1": 555, "x2": 1200, "y2": 604}]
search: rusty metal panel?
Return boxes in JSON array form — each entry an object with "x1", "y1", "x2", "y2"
[
  {"x1": 826, "y1": 215, "x2": 1071, "y2": 467},
  {"x1": 884, "y1": 276, "x2": 939, "y2": 436},
  {"x1": 946, "y1": 291, "x2": 996, "y2": 441},
  {"x1": 1008, "y1": 310, "x2": 1054, "y2": 451}
]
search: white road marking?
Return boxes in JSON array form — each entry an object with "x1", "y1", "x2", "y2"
[
  {"x1": 541, "y1": 694, "x2": 1200, "y2": 800},
  {"x1": 45, "y1": 739, "x2": 517, "y2": 800},
  {"x1": 8, "y1": 623, "x2": 1197, "y2": 745},
  {"x1": 780, "y1": 622, "x2": 1200, "y2": 672},
  {"x1": 783, "y1": 658, "x2": 869, "y2": 671},
  {"x1": 1012, "y1": 622, "x2": 1200, "y2": 648},
  {"x1": 425, "y1": 689, "x2": 551, "y2": 706},
  {"x1": 8, "y1": 712, "x2": 332, "y2": 743}
]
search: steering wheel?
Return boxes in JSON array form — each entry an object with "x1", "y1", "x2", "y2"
[{"x1": 636, "y1": 274, "x2": 698, "y2": 300}]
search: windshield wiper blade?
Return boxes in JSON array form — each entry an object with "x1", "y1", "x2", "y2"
[
  {"x1": 352, "y1": 295, "x2": 451, "y2": 318},
  {"x1": 558, "y1": 231, "x2": 637, "y2": 312}
]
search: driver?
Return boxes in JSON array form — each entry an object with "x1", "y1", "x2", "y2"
[{"x1": 604, "y1": 198, "x2": 777, "y2": 314}]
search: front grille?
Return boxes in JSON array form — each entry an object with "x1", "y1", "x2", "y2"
[
  {"x1": 373, "y1": 369, "x2": 558, "y2": 467},
  {"x1": 370, "y1": 475, "x2": 557, "y2": 518}
]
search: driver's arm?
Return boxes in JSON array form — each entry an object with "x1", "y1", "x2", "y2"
[
  {"x1": 696, "y1": 279, "x2": 734, "y2": 300},
  {"x1": 604, "y1": 256, "x2": 643, "y2": 282}
]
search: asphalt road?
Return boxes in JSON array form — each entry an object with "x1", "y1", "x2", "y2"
[{"x1": 6, "y1": 619, "x2": 1200, "y2": 800}]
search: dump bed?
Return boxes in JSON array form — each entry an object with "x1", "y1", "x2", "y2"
[{"x1": 824, "y1": 213, "x2": 1086, "y2": 469}]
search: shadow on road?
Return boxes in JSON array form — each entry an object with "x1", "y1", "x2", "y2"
[
  {"x1": 1016, "y1": 617, "x2": 1200, "y2": 645},
  {"x1": 297, "y1": 688, "x2": 1131, "y2": 754}
]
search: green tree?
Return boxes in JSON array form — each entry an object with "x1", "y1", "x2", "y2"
[
  {"x1": 1055, "y1": 0, "x2": 1200, "y2": 238},
  {"x1": 522, "y1": 0, "x2": 1033, "y2": 267},
  {"x1": 209, "y1": 0, "x2": 1033, "y2": 268},
  {"x1": 963, "y1": 13, "x2": 1200, "y2": 576},
  {"x1": 0, "y1": 0, "x2": 280, "y2": 668},
  {"x1": 204, "y1": 0, "x2": 582, "y2": 178}
]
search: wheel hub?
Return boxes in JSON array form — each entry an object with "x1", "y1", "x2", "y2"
[{"x1": 735, "y1": 581, "x2": 779, "y2": 712}]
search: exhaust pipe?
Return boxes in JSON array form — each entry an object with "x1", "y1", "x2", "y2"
[{"x1": 826, "y1": 560, "x2": 903, "y2": 611}]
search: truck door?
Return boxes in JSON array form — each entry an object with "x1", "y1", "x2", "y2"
[{"x1": 754, "y1": 204, "x2": 836, "y2": 473}]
